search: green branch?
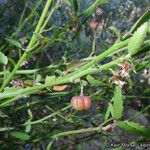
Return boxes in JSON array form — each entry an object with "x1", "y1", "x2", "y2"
[
  {"x1": 22, "y1": 105, "x2": 71, "y2": 126},
  {"x1": 0, "y1": 0, "x2": 53, "y2": 92},
  {"x1": 64, "y1": 38, "x2": 130, "y2": 79},
  {"x1": 51, "y1": 127, "x2": 100, "y2": 138},
  {"x1": 0, "y1": 55, "x2": 130, "y2": 106}
]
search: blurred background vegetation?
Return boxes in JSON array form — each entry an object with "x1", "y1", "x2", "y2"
[{"x1": 0, "y1": 0, "x2": 149, "y2": 61}]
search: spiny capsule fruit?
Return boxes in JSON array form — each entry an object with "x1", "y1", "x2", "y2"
[{"x1": 71, "y1": 96, "x2": 91, "y2": 111}]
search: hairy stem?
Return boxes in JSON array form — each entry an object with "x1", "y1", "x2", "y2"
[
  {"x1": 0, "y1": 55, "x2": 130, "y2": 106},
  {"x1": 51, "y1": 127, "x2": 100, "y2": 138},
  {"x1": 64, "y1": 38, "x2": 130, "y2": 79}
]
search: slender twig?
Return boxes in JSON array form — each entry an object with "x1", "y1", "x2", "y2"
[
  {"x1": 39, "y1": 0, "x2": 60, "y2": 34},
  {"x1": 45, "y1": 105, "x2": 73, "y2": 123},
  {"x1": 0, "y1": 0, "x2": 53, "y2": 92},
  {"x1": 0, "y1": 55, "x2": 130, "y2": 106},
  {"x1": 21, "y1": 105, "x2": 71, "y2": 126},
  {"x1": 12, "y1": 0, "x2": 43, "y2": 38},
  {"x1": 0, "y1": 127, "x2": 14, "y2": 132},
  {"x1": 64, "y1": 38, "x2": 130, "y2": 79},
  {"x1": 51, "y1": 127, "x2": 100, "y2": 138},
  {"x1": 50, "y1": 117, "x2": 114, "y2": 139},
  {"x1": 90, "y1": 30, "x2": 96, "y2": 56}
]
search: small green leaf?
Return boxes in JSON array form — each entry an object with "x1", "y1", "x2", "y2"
[
  {"x1": 9, "y1": 131, "x2": 30, "y2": 141},
  {"x1": 45, "y1": 76, "x2": 56, "y2": 84},
  {"x1": 113, "y1": 85, "x2": 123, "y2": 119},
  {"x1": 81, "y1": 80, "x2": 88, "y2": 87},
  {"x1": 5, "y1": 38, "x2": 22, "y2": 49},
  {"x1": 26, "y1": 124, "x2": 32, "y2": 133},
  {"x1": 109, "y1": 101, "x2": 114, "y2": 117},
  {"x1": 143, "y1": 88, "x2": 150, "y2": 95},
  {"x1": 104, "y1": 105, "x2": 111, "y2": 121},
  {"x1": 86, "y1": 75, "x2": 102, "y2": 87},
  {"x1": 0, "y1": 87, "x2": 23, "y2": 100},
  {"x1": 128, "y1": 22, "x2": 148, "y2": 55},
  {"x1": 55, "y1": 69, "x2": 64, "y2": 75},
  {"x1": 72, "y1": 0, "x2": 78, "y2": 12},
  {"x1": 35, "y1": 74, "x2": 42, "y2": 82},
  {"x1": 117, "y1": 120, "x2": 150, "y2": 137},
  {"x1": 0, "y1": 52, "x2": 8, "y2": 65},
  {"x1": 148, "y1": 21, "x2": 150, "y2": 33},
  {"x1": 46, "y1": 142, "x2": 53, "y2": 150}
]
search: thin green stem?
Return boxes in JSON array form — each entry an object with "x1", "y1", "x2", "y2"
[
  {"x1": 79, "y1": 0, "x2": 107, "y2": 17},
  {"x1": 11, "y1": 0, "x2": 43, "y2": 38},
  {"x1": 51, "y1": 127, "x2": 100, "y2": 138},
  {"x1": 0, "y1": 127, "x2": 14, "y2": 132},
  {"x1": 18, "y1": 1, "x2": 29, "y2": 26},
  {"x1": 22, "y1": 105, "x2": 71, "y2": 126},
  {"x1": 0, "y1": 0, "x2": 52, "y2": 92},
  {"x1": 0, "y1": 51, "x2": 29, "y2": 92},
  {"x1": 129, "y1": 104, "x2": 150, "y2": 121},
  {"x1": 39, "y1": 0, "x2": 60, "y2": 34},
  {"x1": 27, "y1": 0, "x2": 53, "y2": 48},
  {"x1": 0, "y1": 64, "x2": 59, "y2": 76},
  {"x1": 45, "y1": 105, "x2": 73, "y2": 123},
  {"x1": 64, "y1": 38, "x2": 130, "y2": 79},
  {"x1": 90, "y1": 31, "x2": 96, "y2": 56},
  {"x1": 0, "y1": 55, "x2": 130, "y2": 106}
]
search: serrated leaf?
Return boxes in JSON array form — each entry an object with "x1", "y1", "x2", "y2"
[
  {"x1": 72, "y1": 0, "x2": 78, "y2": 12},
  {"x1": 113, "y1": 85, "x2": 123, "y2": 119},
  {"x1": 0, "y1": 52, "x2": 8, "y2": 65},
  {"x1": 0, "y1": 87, "x2": 23, "y2": 100},
  {"x1": 86, "y1": 75, "x2": 101, "y2": 87},
  {"x1": 147, "y1": 21, "x2": 150, "y2": 33},
  {"x1": 109, "y1": 101, "x2": 114, "y2": 117},
  {"x1": 45, "y1": 76, "x2": 56, "y2": 84},
  {"x1": 117, "y1": 120, "x2": 150, "y2": 137},
  {"x1": 104, "y1": 105, "x2": 111, "y2": 121},
  {"x1": 128, "y1": 22, "x2": 148, "y2": 55},
  {"x1": 64, "y1": 0, "x2": 71, "y2": 6},
  {"x1": 5, "y1": 38, "x2": 22, "y2": 49},
  {"x1": 9, "y1": 131, "x2": 30, "y2": 141}
]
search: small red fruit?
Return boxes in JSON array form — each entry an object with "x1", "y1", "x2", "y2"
[
  {"x1": 71, "y1": 96, "x2": 91, "y2": 111},
  {"x1": 90, "y1": 20, "x2": 99, "y2": 30}
]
